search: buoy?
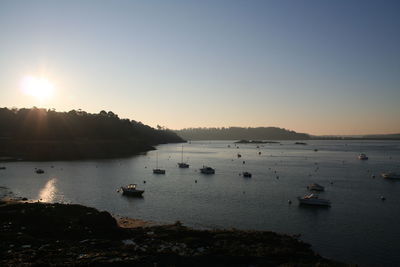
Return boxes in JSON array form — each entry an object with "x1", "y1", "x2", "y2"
[
  {"x1": 242, "y1": 161, "x2": 245, "y2": 164},
  {"x1": 381, "y1": 196, "x2": 386, "y2": 201},
  {"x1": 288, "y1": 200, "x2": 292, "y2": 204},
  {"x1": 195, "y1": 180, "x2": 197, "y2": 183},
  {"x1": 143, "y1": 180, "x2": 146, "y2": 183}
]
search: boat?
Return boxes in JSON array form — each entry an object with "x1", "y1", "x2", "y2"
[
  {"x1": 0, "y1": 166, "x2": 6, "y2": 170},
  {"x1": 35, "y1": 169, "x2": 44, "y2": 174},
  {"x1": 153, "y1": 169, "x2": 166, "y2": 174},
  {"x1": 381, "y1": 172, "x2": 400, "y2": 179},
  {"x1": 178, "y1": 145, "x2": 189, "y2": 168},
  {"x1": 358, "y1": 153, "x2": 368, "y2": 160},
  {"x1": 243, "y1": 171, "x2": 252, "y2": 178},
  {"x1": 307, "y1": 183, "x2": 325, "y2": 191},
  {"x1": 120, "y1": 184, "x2": 144, "y2": 196},
  {"x1": 200, "y1": 166, "x2": 215, "y2": 174},
  {"x1": 295, "y1": 142, "x2": 307, "y2": 145},
  {"x1": 297, "y1": 194, "x2": 331, "y2": 206},
  {"x1": 153, "y1": 152, "x2": 166, "y2": 174}
]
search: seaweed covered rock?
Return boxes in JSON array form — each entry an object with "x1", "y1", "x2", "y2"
[
  {"x1": 0, "y1": 202, "x2": 120, "y2": 239},
  {"x1": 0, "y1": 201, "x2": 352, "y2": 267}
]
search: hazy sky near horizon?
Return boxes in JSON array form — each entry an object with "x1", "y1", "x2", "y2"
[{"x1": 1, "y1": 0, "x2": 399, "y2": 135}]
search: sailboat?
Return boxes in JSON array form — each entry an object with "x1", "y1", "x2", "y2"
[
  {"x1": 178, "y1": 144, "x2": 189, "y2": 168},
  {"x1": 153, "y1": 152, "x2": 166, "y2": 174}
]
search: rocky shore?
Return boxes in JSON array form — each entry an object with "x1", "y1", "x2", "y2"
[{"x1": 0, "y1": 199, "x2": 353, "y2": 267}]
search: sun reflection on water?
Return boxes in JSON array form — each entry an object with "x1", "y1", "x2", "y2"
[{"x1": 38, "y1": 178, "x2": 57, "y2": 202}]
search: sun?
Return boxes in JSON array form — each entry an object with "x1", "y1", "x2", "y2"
[{"x1": 21, "y1": 76, "x2": 54, "y2": 101}]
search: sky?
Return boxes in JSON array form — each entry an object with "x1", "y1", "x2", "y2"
[{"x1": 0, "y1": 0, "x2": 399, "y2": 135}]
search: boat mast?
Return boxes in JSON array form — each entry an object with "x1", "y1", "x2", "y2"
[{"x1": 181, "y1": 145, "x2": 184, "y2": 163}]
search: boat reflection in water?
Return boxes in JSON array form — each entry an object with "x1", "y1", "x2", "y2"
[{"x1": 38, "y1": 178, "x2": 57, "y2": 202}]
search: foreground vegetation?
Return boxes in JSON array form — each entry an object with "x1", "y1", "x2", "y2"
[
  {"x1": 0, "y1": 107, "x2": 184, "y2": 160},
  {"x1": 0, "y1": 199, "x2": 352, "y2": 267}
]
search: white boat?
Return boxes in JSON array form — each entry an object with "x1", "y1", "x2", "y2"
[
  {"x1": 358, "y1": 153, "x2": 368, "y2": 160},
  {"x1": 178, "y1": 145, "x2": 189, "y2": 168},
  {"x1": 243, "y1": 171, "x2": 252, "y2": 178},
  {"x1": 121, "y1": 184, "x2": 144, "y2": 196},
  {"x1": 297, "y1": 194, "x2": 331, "y2": 206},
  {"x1": 381, "y1": 172, "x2": 400, "y2": 179},
  {"x1": 153, "y1": 152, "x2": 166, "y2": 174},
  {"x1": 200, "y1": 166, "x2": 215, "y2": 174},
  {"x1": 307, "y1": 183, "x2": 324, "y2": 191}
]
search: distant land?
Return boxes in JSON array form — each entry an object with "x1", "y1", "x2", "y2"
[
  {"x1": 175, "y1": 127, "x2": 310, "y2": 140},
  {"x1": 174, "y1": 127, "x2": 400, "y2": 141},
  {"x1": 0, "y1": 107, "x2": 184, "y2": 161}
]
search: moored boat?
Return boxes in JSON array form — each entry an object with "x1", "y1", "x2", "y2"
[
  {"x1": 153, "y1": 152, "x2": 166, "y2": 174},
  {"x1": 297, "y1": 194, "x2": 331, "y2": 206},
  {"x1": 243, "y1": 171, "x2": 252, "y2": 178},
  {"x1": 178, "y1": 163, "x2": 189, "y2": 168},
  {"x1": 381, "y1": 172, "x2": 400, "y2": 179},
  {"x1": 358, "y1": 153, "x2": 368, "y2": 160},
  {"x1": 178, "y1": 145, "x2": 189, "y2": 168},
  {"x1": 120, "y1": 184, "x2": 144, "y2": 196},
  {"x1": 153, "y1": 168, "x2": 166, "y2": 174},
  {"x1": 200, "y1": 166, "x2": 215, "y2": 174},
  {"x1": 35, "y1": 169, "x2": 45, "y2": 174}
]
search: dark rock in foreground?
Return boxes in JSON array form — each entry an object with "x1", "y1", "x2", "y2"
[{"x1": 0, "y1": 201, "x2": 352, "y2": 267}]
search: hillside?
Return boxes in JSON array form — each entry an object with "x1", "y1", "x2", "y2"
[
  {"x1": 0, "y1": 107, "x2": 184, "y2": 161},
  {"x1": 175, "y1": 127, "x2": 310, "y2": 141}
]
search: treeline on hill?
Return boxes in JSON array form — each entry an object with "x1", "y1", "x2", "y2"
[
  {"x1": 0, "y1": 107, "x2": 184, "y2": 160},
  {"x1": 175, "y1": 127, "x2": 310, "y2": 140}
]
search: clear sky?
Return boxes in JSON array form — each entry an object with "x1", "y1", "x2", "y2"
[{"x1": 1, "y1": 0, "x2": 399, "y2": 135}]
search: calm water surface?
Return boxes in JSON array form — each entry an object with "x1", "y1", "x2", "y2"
[{"x1": 1, "y1": 140, "x2": 400, "y2": 266}]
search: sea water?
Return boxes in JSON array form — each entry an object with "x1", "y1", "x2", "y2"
[{"x1": 1, "y1": 140, "x2": 400, "y2": 266}]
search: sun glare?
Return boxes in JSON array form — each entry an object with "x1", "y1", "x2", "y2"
[{"x1": 21, "y1": 76, "x2": 54, "y2": 101}]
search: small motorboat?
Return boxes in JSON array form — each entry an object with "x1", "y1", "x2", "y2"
[
  {"x1": 297, "y1": 194, "x2": 331, "y2": 207},
  {"x1": 35, "y1": 169, "x2": 45, "y2": 174},
  {"x1": 0, "y1": 166, "x2": 6, "y2": 170},
  {"x1": 153, "y1": 168, "x2": 166, "y2": 174},
  {"x1": 243, "y1": 171, "x2": 252, "y2": 178},
  {"x1": 358, "y1": 153, "x2": 368, "y2": 160},
  {"x1": 307, "y1": 183, "x2": 325, "y2": 191},
  {"x1": 120, "y1": 184, "x2": 144, "y2": 197},
  {"x1": 200, "y1": 166, "x2": 215, "y2": 174},
  {"x1": 381, "y1": 172, "x2": 400, "y2": 179}
]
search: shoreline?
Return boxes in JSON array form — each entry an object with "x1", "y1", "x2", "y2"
[{"x1": 0, "y1": 197, "x2": 351, "y2": 266}]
